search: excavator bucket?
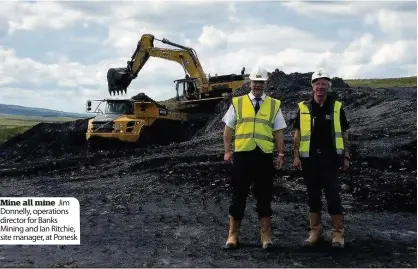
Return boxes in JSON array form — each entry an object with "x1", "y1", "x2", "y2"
[{"x1": 107, "y1": 68, "x2": 131, "y2": 96}]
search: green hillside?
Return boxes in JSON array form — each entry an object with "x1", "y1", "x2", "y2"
[{"x1": 345, "y1": 76, "x2": 417, "y2": 88}]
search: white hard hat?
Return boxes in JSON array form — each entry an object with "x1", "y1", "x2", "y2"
[
  {"x1": 249, "y1": 67, "x2": 268, "y2": 81},
  {"x1": 311, "y1": 70, "x2": 331, "y2": 84}
]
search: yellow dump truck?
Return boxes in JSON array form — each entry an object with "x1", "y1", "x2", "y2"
[{"x1": 85, "y1": 93, "x2": 193, "y2": 147}]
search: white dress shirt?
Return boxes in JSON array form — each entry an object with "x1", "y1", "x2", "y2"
[{"x1": 222, "y1": 92, "x2": 287, "y2": 131}]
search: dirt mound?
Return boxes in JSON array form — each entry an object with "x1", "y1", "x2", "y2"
[
  {"x1": 267, "y1": 69, "x2": 350, "y2": 89},
  {"x1": 131, "y1": 92, "x2": 166, "y2": 108},
  {"x1": 0, "y1": 118, "x2": 90, "y2": 162}
]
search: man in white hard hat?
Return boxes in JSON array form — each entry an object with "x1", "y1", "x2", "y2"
[
  {"x1": 292, "y1": 70, "x2": 350, "y2": 248},
  {"x1": 222, "y1": 66, "x2": 287, "y2": 250}
]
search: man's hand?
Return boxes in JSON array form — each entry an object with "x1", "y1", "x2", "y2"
[
  {"x1": 223, "y1": 125, "x2": 233, "y2": 163},
  {"x1": 293, "y1": 157, "x2": 302, "y2": 170},
  {"x1": 343, "y1": 157, "x2": 350, "y2": 171},
  {"x1": 273, "y1": 130, "x2": 284, "y2": 169},
  {"x1": 224, "y1": 150, "x2": 233, "y2": 163},
  {"x1": 275, "y1": 155, "x2": 284, "y2": 169},
  {"x1": 292, "y1": 129, "x2": 302, "y2": 170},
  {"x1": 342, "y1": 131, "x2": 350, "y2": 172}
]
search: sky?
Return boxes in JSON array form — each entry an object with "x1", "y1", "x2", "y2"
[{"x1": 0, "y1": 0, "x2": 416, "y2": 113}]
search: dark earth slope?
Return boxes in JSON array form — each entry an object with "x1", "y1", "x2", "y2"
[{"x1": 0, "y1": 70, "x2": 416, "y2": 267}]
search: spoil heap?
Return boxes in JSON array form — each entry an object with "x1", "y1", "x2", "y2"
[
  {"x1": 0, "y1": 119, "x2": 89, "y2": 162},
  {"x1": 0, "y1": 69, "x2": 416, "y2": 268}
]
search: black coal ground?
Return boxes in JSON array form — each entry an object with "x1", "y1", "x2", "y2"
[
  {"x1": 0, "y1": 71, "x2": 416, "y2": 267},
  {"x1": 0, "y1": 174, "x2": 416, "y2": 268}
]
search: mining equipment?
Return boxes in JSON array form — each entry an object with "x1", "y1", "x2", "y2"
[
  {"x1": 106, "y1": 33, "x2": 249, "y2": 104},
  {"x1": 85, "y1": 93, "x2": 193, "y2": 147},
  {"x1": 86, "y1": 33, "x2": 247, "y2": 146}
]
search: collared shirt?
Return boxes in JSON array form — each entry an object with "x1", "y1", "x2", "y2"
[
  {"x1": 222, "y1": 92, "x2": 287, "y2": 131},
  {"x1": 293, "y1": 96, "x2": 349, "y2": 155}
]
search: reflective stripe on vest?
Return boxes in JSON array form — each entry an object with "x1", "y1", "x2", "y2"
[
  {"x1": 232, "y1": 95, "x2": 281, "y2": 153},
  {"x1": 298, "y1": 100, "x2": 344, "y2": 157}
]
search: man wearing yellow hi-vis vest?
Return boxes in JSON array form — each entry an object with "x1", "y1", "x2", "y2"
[
  {"x1": 222, "y1": 66, "x2": 286, "y2": 250},
  {"x1": 292, "y1": 70, "x2": 350, "y2": 249}
]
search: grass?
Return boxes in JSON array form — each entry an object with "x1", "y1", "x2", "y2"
[
  {"x1": 0, "y1": 115, "x2": 81, "y2": 144},
  {"x1": 345, "y1": 76, "x2": 417, "y2": 88}
]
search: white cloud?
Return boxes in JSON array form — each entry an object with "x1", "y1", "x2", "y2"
[
  {"x1": 282, "y1": 1, "x2": 413, "y2": 17},
  {"x1": 283, "y1": 1, "x2": 417, "y2": 38},
  {"x1": 227, "y1": 2, "x2": 240, "y2": 23},
  {"x1": 198, "y1": 26, "x2": 228, "y2": 49},
  {"x1": 0, "y1": 1, "x2": 415, "y2": 113},
  {"x1": 281, "y1": 2, "x2": 361, "y2": 15},
  {"x1": 0, "y1": 46, "x2": 102, "y2": 88},
  {"x1": 342, "y1": 33, "x2": 375, "y2": 65},
  {"x1": 202, "y1": 31, "x2": 416, "y2": 80},
  {"x1": 371, "y1": 40, "x2": 417, "y2": 65},
  {"x1": 227, "y1": 24, "x2": 336, "y2": 52},
  {"x1": 0, "y1": 1, "x2": 99, "y2": 34},
  {"x1": 103, "y1": 19, "x2": 167, "y2": 55},
  {"x1": 0, "y1": 45, "x2": 185, "y2": 93},
  {"x1": 364, "y1": 9, "x2": 417, "y2": 34}
]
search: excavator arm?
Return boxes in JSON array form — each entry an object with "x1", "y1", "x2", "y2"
[{"x1": 107, "y1": 34, "x2": 209, "y2": 96}]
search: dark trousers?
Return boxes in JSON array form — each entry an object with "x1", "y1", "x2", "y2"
[
  {"x1": 228, "y1": 147, "x2": 275, "y2": 220},
  {"x1": 301, "y1": 152, "x2": 343, "y2": 215}
]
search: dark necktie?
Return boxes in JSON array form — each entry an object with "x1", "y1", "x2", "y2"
[{"x1": 254, "y1": 98, "x2": 261, "y2": 113}]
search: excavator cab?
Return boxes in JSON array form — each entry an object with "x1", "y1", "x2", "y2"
[{"x1": 175, "y1": 77, "x2": 200, "y2": 101}]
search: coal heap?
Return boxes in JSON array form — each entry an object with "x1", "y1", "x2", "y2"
[
  {"x1": 0, "y1": 118, "x2": 90, "y2": 162},
  {"x1": 131, "y1": 92, "x2": 166, "y2": 108}
]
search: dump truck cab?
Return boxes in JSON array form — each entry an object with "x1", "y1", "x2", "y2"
[
  {"x1": 85, "y1": 93, "x2": 188, "y2": 147},
  {"x1": 105, "y1": 100, "x2": 134, "y2": 115}
]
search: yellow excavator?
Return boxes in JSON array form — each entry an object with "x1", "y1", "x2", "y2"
[
  {"x1": 106, "y1": 33, "x2": 249, "y2": 103},
  {"x1": 86, "y1": 34, "x2": 247, "y2": 147}
]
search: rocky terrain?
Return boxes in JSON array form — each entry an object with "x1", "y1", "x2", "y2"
[{"x1": 0, "y1": 70, "x2": 416, "y2": 267}]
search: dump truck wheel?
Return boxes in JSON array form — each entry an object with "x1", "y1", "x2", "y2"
[
  {"x1": 136, "y1": 126, "x2": 152, "y2": 148},
  {"x1": 87, "y1": 139, "x2": 98, "y2": 151}
]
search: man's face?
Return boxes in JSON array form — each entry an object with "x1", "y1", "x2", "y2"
[
  {"x1": 312, "y1": 78, "x2": 329, "y2": 97},
  {"x1": 251, "y1": 80, "x2": 265, "y2": 97}
]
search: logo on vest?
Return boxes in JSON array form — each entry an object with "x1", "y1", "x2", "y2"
[{"x1": 325, "y1": 114, "x2": 331, "y2": 120}]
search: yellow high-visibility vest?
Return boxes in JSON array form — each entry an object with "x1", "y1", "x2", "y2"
[
  {"x1": 232, "y1": 95, "x2": 281, "y2": 153},
  {"x1": 298, "y1": 100, "x2": 344, "y2": 157}
]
